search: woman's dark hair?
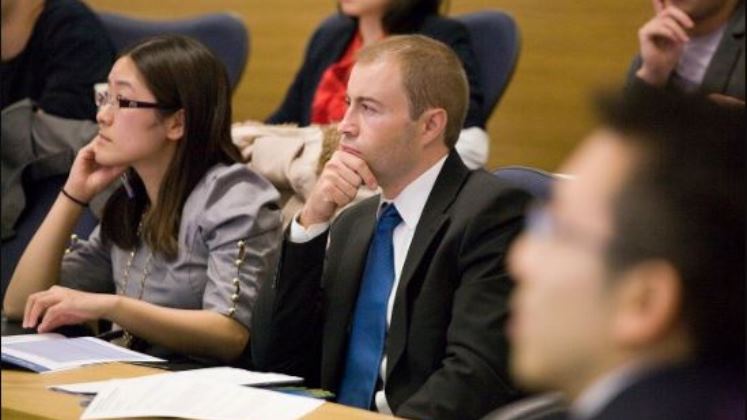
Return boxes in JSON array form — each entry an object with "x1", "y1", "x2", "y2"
[
  {"x1": 382, "y1": 0, "x2": 444, "y2": 33},
  {"x1": 339, "y1": 0, "x2": 446, "y2": 34},
  {"x1": 100, "y1": 35, "x2": 242, "y2": 259}
]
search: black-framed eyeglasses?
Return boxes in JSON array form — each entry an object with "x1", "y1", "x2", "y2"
[
  {"x1": 95, "y1": 90, "x2": 174, "y2": 111},
  {"x1": 526, "y1": 199, "x2": 661, "y2": 267},
  {"x1": 526, "y1": 199, "x2": 609, "y2": 253}
]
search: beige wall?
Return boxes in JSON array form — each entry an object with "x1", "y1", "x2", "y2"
[{"x1": 86, "y1": 0, "x2": 651, "y2": 171}]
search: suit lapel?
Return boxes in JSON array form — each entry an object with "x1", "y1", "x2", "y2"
[
  {"x1": 333, "y1": 200, "x2": 379, "y2": 320},
  {"x1": 701, "y1": 3, "x2": 745, "y2": 94},
  {"x1": 386, "y1": 151, "x2": 471, "y2": 378}
]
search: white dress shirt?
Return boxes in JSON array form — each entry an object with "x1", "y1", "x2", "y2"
[
  {"x1": 673, "y1": 24, "x2": 726, "y2": 92},
  {"x1": 289, "y1": 155, "x2": 448, "y2": 413},
  {"x1": 571, "y1": 360, "x2": 652, "y2": 419}
]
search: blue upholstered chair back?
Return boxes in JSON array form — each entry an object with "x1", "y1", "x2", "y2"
[
  {"x1": 456, "y1": 11, "x2": 521, "y2": 124},
  {"x1": 493, "y1": 166, "x2": 554, "y2": 200},
  {"x1": 96, "y1": 12, "x2": 250, "y2": 91}
]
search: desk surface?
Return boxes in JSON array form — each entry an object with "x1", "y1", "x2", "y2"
[{"x1": 1, "y1": 363, "x2": 395, "y2": 419}]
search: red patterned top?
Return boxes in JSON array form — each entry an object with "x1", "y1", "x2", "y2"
[{"x1": 310, "y1": 32, "x2": 363, "y2": 124}]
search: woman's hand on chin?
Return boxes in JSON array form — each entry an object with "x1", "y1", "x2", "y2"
[{"x1": 64, "y1": 142, "x2": 128, "y2": 203}]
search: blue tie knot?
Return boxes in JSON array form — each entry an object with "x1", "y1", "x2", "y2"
[{"x1": 377, "y1": 204, "x2": 402, "y2": 232}]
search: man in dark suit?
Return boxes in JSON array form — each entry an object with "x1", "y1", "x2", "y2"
[
  {"x1": 505, "y1": 88, "x2": 744, "y2": 420},
  {"x1": 628, "y1": 0, "x2": 744, "y2": 103},
  {"x1": 252, "y1": 35, "x2": 529, "y2": 419}
]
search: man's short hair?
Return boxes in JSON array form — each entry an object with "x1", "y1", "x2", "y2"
[
  {"x1": 356, "y1": 34, "x2": 469, "y2": 149},
  {"x1": 597, "y1": 87, "x2": 745, "y2": 366}
]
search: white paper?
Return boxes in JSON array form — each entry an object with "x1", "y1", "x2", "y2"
[
  {"x1": 1, "y1": 334, "x2": 164, "y2": 372},
  {"x1": 1, "y1": 332, "x2": 66, "y2": 344},
  {"x1": 81, "y1": 375, "x2": 324, "y2": 420},
  {"x1": 49, "y1": 366, "x2": 302, "y2": 395}
]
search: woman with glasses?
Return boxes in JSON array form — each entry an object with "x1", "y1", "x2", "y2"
[{"x1": 3, "y1": 35, "x2": 282, "y2": 364}]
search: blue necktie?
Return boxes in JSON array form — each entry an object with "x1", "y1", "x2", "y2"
[{"x1": 337, "y1": 204, "x2": 402, "y2": 409}]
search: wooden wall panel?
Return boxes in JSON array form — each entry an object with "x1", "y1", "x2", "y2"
[{"x1": 86, "y1": 0, "x2": 651, "y2": 171}]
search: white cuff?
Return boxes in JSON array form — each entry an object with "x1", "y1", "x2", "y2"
[{"x1": 288, "y1": 212, "x2": 330, "y2": 243}]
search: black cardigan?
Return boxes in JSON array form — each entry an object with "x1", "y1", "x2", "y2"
[{"x1": 267, "y1": 14, "x2": 486, "y2": 128}]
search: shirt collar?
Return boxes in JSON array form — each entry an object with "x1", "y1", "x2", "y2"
[
  {"x1": 571, "y1": 360, "x2": 652, "y2": 419},
  {"x1": 378, "y1": 155, "x2": 448, "y2": 230}
]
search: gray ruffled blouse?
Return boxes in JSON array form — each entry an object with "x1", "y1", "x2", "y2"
[{"x1": 59, "y1": 163, "x2": 282, "y2": 358}]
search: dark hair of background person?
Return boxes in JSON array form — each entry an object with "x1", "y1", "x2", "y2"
[
  {"x1": 339, "y1": 0, "x2": 449, "y2": 34},
  {"x1": 597, "y1": 87, "x2": 745, "y2": 367},
  {"x1": 100, "y1": 35, "x2": 243, "y2": 259},
  {"x1": 384, "y1": 0, "x2": 445, "y2": 33}
]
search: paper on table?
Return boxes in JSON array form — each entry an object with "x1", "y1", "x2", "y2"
[
  {"x1": 49, "y1": 366, "x2": 302, "y2": 395},
  {"x1": 1, "y1": 334, "x2": 164, "y2": 373},
  {"x1": 80, "y1": 374, "x2": 324, "y2": 420}
]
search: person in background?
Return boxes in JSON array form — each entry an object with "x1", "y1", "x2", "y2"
[
  {"x1": 506, "y1": 87, "x2": 744, "y2": 420},
  {"x1": 252, "y1": 35, "x2": 529, "y2": 419},
  {"x1": 1, "y1": 0, "x2": 116, "y2": 288},
  {"x1": 268, "y1": 0, "x2": 490, "y2": 169},
  {"x1": 629, "y1": 0, "x2": 744, "y2": 104},
  {"x1": 1, "y1": 0, "x2": 114, "y2": 119},
  {"x1": 3, "y1": 35, "x2": 282, "y2": 364}
]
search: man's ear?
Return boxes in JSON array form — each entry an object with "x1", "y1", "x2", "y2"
[
  {"x1": 165, "y1": 109, "x2": 185, "y2": 142},
  {"x1": 611, "y1": 260, "x2": 683, "y2": 349},
  {"x1": 419, "y1": 108, "x2": 447, "y2": 147}
]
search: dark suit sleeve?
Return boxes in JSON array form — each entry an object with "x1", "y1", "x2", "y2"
[
  {"x1": 250, "y1": 230, "x2": 327, "y2": 386},
  {"x1": 625, "y1": 55, "x2": 644, "y2": 88},
  {"x1": 265, "y1": 29, "x2": 321, "y2": 125},
  {"x1": 396, "y1": 190, "x2": 528, "y2": 419},
  {"x1": 624, "y1": 55, "x2": 686, "y2": 96},
  {"x1": 624, "y1": 55, "x2": 666, "y2": 93}
]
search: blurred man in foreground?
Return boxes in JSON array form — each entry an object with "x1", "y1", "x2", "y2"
[{"x1": 507, "y1": 87, "x2": 744, "y2": 420}]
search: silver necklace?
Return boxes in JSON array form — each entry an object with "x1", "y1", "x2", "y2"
[{"x1": 118, "y1": 220, "x2": 154, "y2": 348}]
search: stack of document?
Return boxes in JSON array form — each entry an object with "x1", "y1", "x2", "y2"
[
  {"x1": 1, "y1": 333, "x2": 164, "y2": 372},
  {"x1": 5, "y1": 334, "x2": 323, "y2": 419},
  {"x1": 78, "y1": 373, "x2": 323, "y2": 420},
  {"x1": 49, "y1": 366, "x2": 302, "y2": 394}
]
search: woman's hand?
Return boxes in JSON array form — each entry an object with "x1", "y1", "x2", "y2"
[
  {"x1": 22, "y1": 286, "x2": 117, "y2": 333},
  {"x1": 63, "y1": 142, "x2": 127, "y2": 204}
]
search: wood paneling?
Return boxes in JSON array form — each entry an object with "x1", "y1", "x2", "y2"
[{"x1": 85, "y1": 0, "x2": 651, "y2": 171}]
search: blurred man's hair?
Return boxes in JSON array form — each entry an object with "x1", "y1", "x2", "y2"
[
  {"x1": 597, "y1": 87, "x2": 744, "y2": 366},
  {"x1": 356, "y1": 34, "x2": 469, "y2": 149}
]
